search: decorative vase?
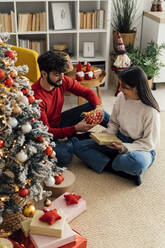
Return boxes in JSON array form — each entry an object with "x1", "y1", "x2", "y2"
[{"x1": 148, "y1": 78, "x2": 153, "y2": 89}]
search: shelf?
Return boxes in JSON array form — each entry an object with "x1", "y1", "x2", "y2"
[
  {"x1": 0, "y1": 0, "x2": 110, "y2": 88},
  {"x1": 48, "y1": 29, "x2": 77, "y2": 33},
  {"x1": 79, "y1": 29, "x2": 107, "y2": 33}
]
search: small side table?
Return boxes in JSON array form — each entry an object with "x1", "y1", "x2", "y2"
[{"x1": 67, "y1": 65, "x2": 106, "y2": 105}]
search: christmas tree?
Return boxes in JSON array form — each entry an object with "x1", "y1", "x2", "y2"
[{"x1": 0, "y1": 33, "x2": 64, "y2": 233}]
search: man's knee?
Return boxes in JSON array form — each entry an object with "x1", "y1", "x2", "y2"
[{"x1": 54, "y1": 141, "x2": 73, "y2": 165}]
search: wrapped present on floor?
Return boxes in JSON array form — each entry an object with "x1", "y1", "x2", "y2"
[
  {"x1": 30, "y1": 209, "x2": 66, "y2": 237},
  {"x1": 21, "y1": 218, "x2": 32, "y2": 237},
  {"x1": 30, "y1": 222, "x2": 76, "y2": 248},
  {"x1": 59, "y1": 234, "x2": 87, "y2": 248},
  {"x1": 46, "y1": 193, "x2": 87, "y2": 223}
]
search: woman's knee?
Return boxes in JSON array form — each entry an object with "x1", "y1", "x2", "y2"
[{"x1": 112, "y1": 151, "x2": 152, "y2": 175}]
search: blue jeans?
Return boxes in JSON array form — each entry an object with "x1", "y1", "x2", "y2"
[
  {"x1": 73, "y1": 131, "x2": 156, "y2": 175},
  {"x1": 53, "y1": 103, "x2": 110, "y2": 165}
]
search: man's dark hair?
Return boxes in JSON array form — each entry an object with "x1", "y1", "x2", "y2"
[{"x1": 37, "y1": 51, "x2": 68, "y2": 74}]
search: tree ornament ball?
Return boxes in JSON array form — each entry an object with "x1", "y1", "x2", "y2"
[
  {"x1": 44, "y1": 198, "x2": 52, "y2": 207},
  {"x1": 12, "y1": 105, "x2": 22, "y2": 115},
  {"x1": 18, "y1": 188, "x2": 29, "y2": 197},
  {"x1": 0, "y1": 69, "x2": 5, "y2": 80},
  {"x1": 37, "y1": 136, "x2": 44, "y2": 142},
  {"x1": 5, "y1": 50, "x2": 15, "y2": 60},
  {"x1": 50, "y1": 150, "x2": 56, "y2": 158},
  {"x1": 17, "y1": 94, "x2": 29, "y2": 106},
  {"x1": 4, "y1": 77, "x2": 14, "y2": 88},
  {"x1": 16, "y1": 150, "x2": 28, "y2": 162},
  {"x1": 21, "y1": 88, "x2": 29, "y2": 95},
  {"x1": 45, "y1": 176, "x2": 55, "y2": 187},
  {"x1": 54, "y1": 174, "x2": 64, "y2": 185},
  {"x1": 23, "y1": 204, "x2": 36, "y2": 217},
  {"x1": 28, "y1": 95, "x2": 35, "y2": 104},
  {"x1": 8, "y1": 117, "x2": 18, "y2": 128},
  {"x1": 45, "y1": 146, "x2": 53, "y2": 156},
  {"x1": 21, "y1": 122, "x2": 32, "y2": 133},
  {"x1": 10, "y1": 69, "x2": 18, "y2": 78},
  {"x1": 30, "y1": 117, "x2": 35, "y2": 122},
  {"x1": 0, "y1": 139, "x2": 4, "y2": 148}
]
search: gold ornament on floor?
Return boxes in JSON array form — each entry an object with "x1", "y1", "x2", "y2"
[
  {"x1": 44, "y1": 198, "x2": 52, "y2": 207},
  {"x1": 23, "y1": 204, "x2": 36, "y2": 217}
]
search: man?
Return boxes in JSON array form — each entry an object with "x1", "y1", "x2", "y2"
[{"x1": 32, "y1": 51, "x2": 110, "y2": 165}]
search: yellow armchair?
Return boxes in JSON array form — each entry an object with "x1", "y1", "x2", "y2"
[{"x1": 11, "y1": 45, "x2": 40, "y2": 84}]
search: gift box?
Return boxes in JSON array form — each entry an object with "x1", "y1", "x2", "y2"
[
  {"x1": 46, "y1": 193, "x2": 87, "y2": 223},
  {"x1": 21, "y1": 218, "x2": 32, "y2": 237},
  {"x1": 59, "y1": 234, "x2": 87, "y2": 248},
  {"x1": 30, "y1": 209, "x2": 66, "y2": 237},
  {"x1": 30, "y1": 223, "x2": 76, "y2": 248}
]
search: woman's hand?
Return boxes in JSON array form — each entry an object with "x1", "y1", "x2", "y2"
[
  {"x1": 107, "y1": 143, "x2": 122, "y2": 152},
  {"x1": 95, "y1": 105, "x2": 104, "y2": 123}
]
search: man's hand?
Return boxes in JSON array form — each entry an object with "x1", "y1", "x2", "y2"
[
  {"x1": 95, "y1": 105, "x2": 104, "y2": 123},
  {"x1": 107, "y1": 143, "x2": 122, "y2": 152},
  {"x1": 75, "y1": 118, "x2": 96, "y2": 132}
]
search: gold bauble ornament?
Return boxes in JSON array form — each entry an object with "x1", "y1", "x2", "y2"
[
  {"x1": 44, "y1": 198, "x2": 52, "y2": 207},
  {"x1": 23, "y1": 204, "x2": 36, "y2": 217},
  {"x1": 12, "y1": 105, "x2": 22, "y2": 115}
]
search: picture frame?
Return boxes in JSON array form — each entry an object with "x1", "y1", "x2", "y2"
[
  {"x1": 83, "y1": 42, "x2": 95, "y2": 58},
  {"x1": 51, "y1": 3, "x2": 72, "y2": 30}
]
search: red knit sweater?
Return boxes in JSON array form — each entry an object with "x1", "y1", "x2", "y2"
[{"x1": 32, "y1": 76, "x2": 101, "y2": 139}]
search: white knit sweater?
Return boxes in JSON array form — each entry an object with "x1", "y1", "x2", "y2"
[{"x1": 106, "y1": 92, "x2": 160, "y2": 152}]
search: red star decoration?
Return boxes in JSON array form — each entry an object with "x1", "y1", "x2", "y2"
[
  {"x1": 64, "y1": 193, "x2": 81, "y2": 205},
  {"x1": 39, "y1": 209, "x2": 61, "y2": 225}
]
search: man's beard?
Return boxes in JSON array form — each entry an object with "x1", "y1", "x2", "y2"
[{"x1": 47, "y1": 74, "x2": 63, "y2": 87}]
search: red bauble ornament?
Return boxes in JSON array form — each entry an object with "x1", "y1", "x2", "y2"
[
  {"x1": 4, "y1": 77, "x2": 14, "y2": 87},
  {"x1": 0, "y1": 139, "x2": 4, "y2": 148},
  {"x1": 44, "y1": 146, "x2": 53, "y2": 156},
  {"x1": 18, "y1": 188, "x2": 29, "y2": 197},
  {"x1": 5, "y1": 50, "x2": 15, "y2": 60},
  {"x1": 0, "y1": 69, "x2": 5, "y2": 80},
  {"x1": 28, "y1": 95, "x2": 35, "y2": 104},
  {"x1": 54, "y1": 174, "x2": 64, "y2": 185},
  {"x1": 21, "y1": 88, "x2": 29, "y2": 95},
  {"x1": 37, "y1": 136, "x2": 44, "y2": 142},
  {"x1": 30, "y1": 117, "x2": 35, "y2": 122}
]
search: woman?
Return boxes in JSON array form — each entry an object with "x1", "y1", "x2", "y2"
[{"x1": 73, "y1": 66, "x2": 160, "y2": 186}]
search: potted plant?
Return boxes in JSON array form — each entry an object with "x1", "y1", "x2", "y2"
[
  {"x1": 127, "y1": 41, "x2": 165, "y2": 88},
  {"x1": 112, "y1": 0, "x2": 138, "y2": 48}
]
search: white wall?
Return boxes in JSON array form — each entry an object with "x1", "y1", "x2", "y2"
[{"x1": 110, "y1": 0, "x2": 153, "y2": 50}]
